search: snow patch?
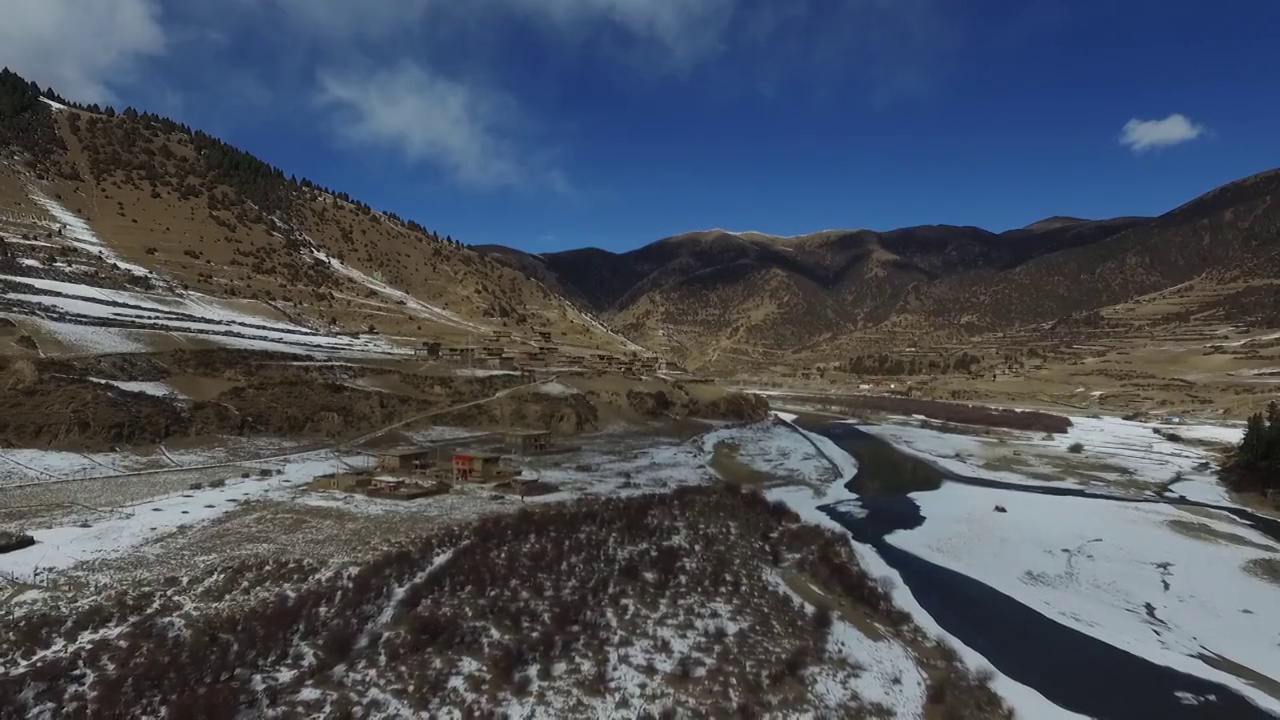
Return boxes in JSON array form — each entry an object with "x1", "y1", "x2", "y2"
[
  {"x1": 26, "y1": 190, "x2": 154, "y2": 276},
  {"x1": 1, "y1": 274, "x2": 403, "y2": 357},
  {"x1": 308, "y1": 247, "x2": 487, "y2": 332},
  {"x1": 535, "y1": 381, "x2": 580, "y2": 396},
  {"x1": 87, "y1": 378, "x2": 185, "y2": 399},
  {"x1": 39, "y1": 97, "x2": 69, "y2": 112},
  {"x1": 453, "y1": 368, "x2": 520, "y2": 377}
]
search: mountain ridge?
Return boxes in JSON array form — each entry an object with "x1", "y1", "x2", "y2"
[
  {"x1": 6, "y1": 68, "x2": 1278, "y2": 374},
  {"x1": 482, "y1": 172, "x2": 1279, "y2": 369}
]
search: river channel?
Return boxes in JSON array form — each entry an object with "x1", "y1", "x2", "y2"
[{"x1": 797, "y1": 418, "x2": 1279, "y2": 720}]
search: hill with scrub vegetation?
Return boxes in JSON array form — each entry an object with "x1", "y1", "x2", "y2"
[{"x1": 0, "y1": 68, "x2": 632, "y2": 354}]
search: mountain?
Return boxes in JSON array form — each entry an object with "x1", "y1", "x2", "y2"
[
  {"x1": 10, "y1": 67, "x2": 1274, "y2": 373},
  {"x1": 485, "y1": 173, "x2": 1279, "y2": 369},
  {"x1": 0, "y1": 69, "x2": 635, "y2": 358}
]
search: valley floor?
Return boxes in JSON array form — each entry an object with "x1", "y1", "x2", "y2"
[
  {"x1": 0, "y1": 415, "x2": 1005, "y2": 719},
  {"x1": 3, "y1": 395, "x2": 1274, "y2": 718}
]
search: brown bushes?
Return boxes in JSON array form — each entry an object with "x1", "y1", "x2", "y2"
[
  {"x1": 0, "y1": 486, "x2": 972, "y2": 718},
  {"x1": 926, "y1": 666, "x2": 1014, "y2": 720}
]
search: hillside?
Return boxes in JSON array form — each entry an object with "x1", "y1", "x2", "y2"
[
  {"x1": 485, "y1": 173, "x2": 1279, "y2": 369},
  {"x1": 482, "y1": 220, "x2": 1143, "y2": 362},
  {"x1": 0, "y1": 69, "x2": 635, "y2": 358}
]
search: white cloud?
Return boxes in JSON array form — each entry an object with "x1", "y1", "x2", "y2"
[
  {"x1": 264, "y1": 0, "x2": 733, "y2": 64},
  {"x1": 1119, "y1": 114, "x2": 1207, "y2": 153},
  {"x1": 519, "y1": 0, "x2": 735, "y2": 64},
  {"x1": 265, "y1": 0, "x2": 434, "y2": 37},
  {"x1": 317, "y1": 63, "x2": 541, "y2": 190},
  {"x1": 0, "y1": 0, "x2": 165, "y2": 103}
]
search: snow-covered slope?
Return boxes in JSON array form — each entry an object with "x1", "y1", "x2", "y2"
[{"x1": 1, "y1": 275, "x2": 401, "y2": 356}]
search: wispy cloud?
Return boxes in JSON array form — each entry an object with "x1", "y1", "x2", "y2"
[
  {"x1": 317, "y1": 62, "x2": 554, "y2": 191},
  {"x1": 1119, "y1": 113, "x2": 1207, "y2": 153},
  {"x1": 190, "y1": 0, "x2": 962, "y2": 193},
  {"x1": 0, "y1": 0, "x2": 164, "y2": 103},
  {"x1": 262, "y1": 0, "x2": 732, "y2": 54},
  {"x1": 265, "y1": 0, "x2": 434, "y2": 38},
  {"x1": 516, "y1": 0, "x2": 736, "y2": 68}
]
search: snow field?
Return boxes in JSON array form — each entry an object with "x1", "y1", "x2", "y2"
[
  {"x1": 0, "y1": 452, "x2": 343, "y2": 580},
  {"x1": 760, "y1": 414, "x2": 1089, "y2": 719},
  {"x1": 860, "y1": 414, "x2": 1244, "y2": 504},
  {"x1": 26, "y1": 190, "x2": 154, "y2": 277},
  {"x1": 891, "y1": 482, "x2": 1280, "y2": 715},
  {"x1": 845, "y1": 412, "x2": 1279, "y2": 714}
]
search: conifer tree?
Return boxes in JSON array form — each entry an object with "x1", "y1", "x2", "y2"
[{"x1": 1221, "y1": 401, "x2": 1280, "y2": 492}]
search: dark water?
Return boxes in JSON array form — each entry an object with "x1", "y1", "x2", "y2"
[
  {"x1": 799, "y1": 419, "x2": 1279, "y2": 720},
  {"x1": 818, "y1": 420, "x2": 1280, "y2": 544}
]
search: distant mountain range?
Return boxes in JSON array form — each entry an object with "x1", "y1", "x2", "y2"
[{"x1": 480, "y1": 170, "x2": 1280, "y2": 367}]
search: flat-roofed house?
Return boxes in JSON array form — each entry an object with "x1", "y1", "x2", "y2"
[
  {"x1": 374, "y1": 448, "x2": 436, "y2": 474},
  {"x1": 507, "y1": 430, "x2": 551, "y2": 455},
  {"x1": 452, "y1": 453, "x2": 512, "y2": 483}
]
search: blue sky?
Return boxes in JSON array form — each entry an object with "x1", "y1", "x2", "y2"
[{"x1": 3, "y1": 0, "x2": 1277, "y2": 253}]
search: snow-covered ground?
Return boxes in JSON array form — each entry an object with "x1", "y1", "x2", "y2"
[
  {"x1": 12, "y1": 412, "x2": 1264, "y2": 716},
  {"x1": 525, "y1": 437, "x2": 717, "y2": 502},
  {"x1": 308, "y1": 247, "x2": 487, "y2": 333},
  {"x1": 766, "y1": 572, "x2": 928, "y2": 718},
  {"x1": 755, "y1": 414, "x2": 1080, "y2": 719},
  {"x1": 452, "y1": 368, "x2": 521, "y2": 377},
  {"x1": 831, "y1": 413, "x2": 1280, "y2": 714},
  {"x1": 533, "y1": 380, "x2": 579, "y2": 396},
  {"x1": 860, "y1": 414, "x2": 1241, "y2": 504},
  {"x1": 0, "y1": 437, "x2": 309, "y2": 488},
  {"x1": 27, "y1": 190, "x2": 154, "y2": 277},
  {"x1": 892, "y1": 482, "x2": 1280, "y2": 715},
  {"x1": 700, "y1": 418, "x2": 837, "y2": 488},
  {"x1": 0, "y1": 452, "x2": 341, "y2": 580},
  {"x1": 0, "y1": 448, "x2": 158, "y2": 485},
  {"x1": 86, "y1": 378, "x2": 186, "y2": 398},
  {"x1": 1, "y1": 274, "x2": 402, "y2": 357},
  {"x1": 0, "y1": 427, "x2": 722, "y2": 583}
]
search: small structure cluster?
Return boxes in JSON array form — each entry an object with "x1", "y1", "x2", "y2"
[
  {"x1": 311, "y1": 431, "x2": 571, "y2": 501},
  {"x1": 425, "y1": 327, "x2": 670, "y2": 375},
  {"x1": 451, "y1": 452, "x2": 514, "y2": 484}
]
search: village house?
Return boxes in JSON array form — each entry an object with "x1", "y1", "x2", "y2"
[
  {"x1": 366, "y1": 477, "x2": 446, "y2": 500},
  {"x1": 313, "y1": 473, "x2": 373, "y2": 492},
  {"x1": 374, "y1": 448, "x2": 437, "y2": 474},
  {"x1": 521, "y1": 350, "x2": 548, "y2": 370},
  {"x1": 441, "y1": 346, "x2": 480, "y2": 365},
  {"x1": 507, "y1": 430, "x2": 552, "y2": 455},
  {"x1": 452, "y1": 452, "x2": 514, "y2": 483}
]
